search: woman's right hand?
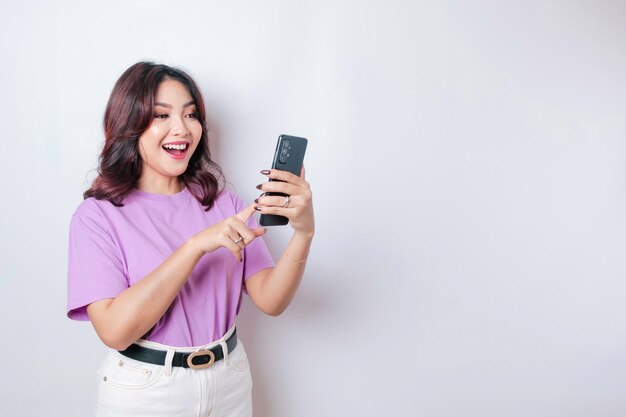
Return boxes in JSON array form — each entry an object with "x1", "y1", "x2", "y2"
[{"x1": 188, "y1": 204, "x2": 266, "y2": 262}]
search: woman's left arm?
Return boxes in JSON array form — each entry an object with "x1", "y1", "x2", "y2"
[{"x1": 244, "y1": 167, "x2": 314, "y2": 316}]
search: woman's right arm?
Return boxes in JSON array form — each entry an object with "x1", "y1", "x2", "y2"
[{"x1": 87, "y1": 204, "x2": 263, "y2": 350}]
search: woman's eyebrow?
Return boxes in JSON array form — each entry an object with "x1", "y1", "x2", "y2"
[{"x1": 154, "y1": 100, "x2": 196, "y2": 109}]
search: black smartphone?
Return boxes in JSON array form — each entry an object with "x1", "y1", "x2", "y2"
[{"x1": 259, "y1": 134, "x2": 308, "y2": 226}]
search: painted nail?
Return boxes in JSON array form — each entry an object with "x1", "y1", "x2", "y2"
[
  {"x1": 256, "y1": 184, "x2": 263, "y2": 190},
  {"x1": 260, "y1": 170, "x2": 271, "y2": 175},
  {"x1": 254, "y1": 206, "x2": 262, "y2": 211}
]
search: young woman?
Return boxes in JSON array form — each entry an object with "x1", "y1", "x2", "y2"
[{"x1": 67, "y1": 61, "x2": 314, "y2": 416}]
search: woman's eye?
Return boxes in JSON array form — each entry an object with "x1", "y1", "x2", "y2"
[
  {"x1": 186, "y1": 112, "x2": 198, "y2": 119},
  {"x1": 154, "y1": 114, "x2": 169, "y2": 119}
]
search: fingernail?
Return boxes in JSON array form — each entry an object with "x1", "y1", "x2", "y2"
[
  {"x1": 254, "y1": 198, "x2": 259, "y2": 204},
  {"x1": 254, "y1": 206, "x2": 262, "y2": 211},
  {"x1": 260, "y1": 170, "x2": 271, "y2": 175},
  {"x1": 256, "y1": 184, "x2": 263, "y2": 190}
]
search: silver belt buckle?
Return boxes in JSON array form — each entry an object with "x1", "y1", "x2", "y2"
[{"x1": 187, "y1": 349, "x2": 216, "y2": 370}]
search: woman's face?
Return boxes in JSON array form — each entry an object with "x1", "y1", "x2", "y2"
[{"x1": 137, "y1": 78, "x2": 202, "y2": 185}]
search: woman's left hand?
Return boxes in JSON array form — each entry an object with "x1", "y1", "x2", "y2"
[{"x1": 255, "y1": 166, "x2": 315, "y2": 237}]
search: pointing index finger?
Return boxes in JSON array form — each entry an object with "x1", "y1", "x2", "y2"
[{"x1": 236, "y1": 203, "x2": 257, "y2": 223}]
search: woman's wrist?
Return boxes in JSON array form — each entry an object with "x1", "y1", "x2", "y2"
[
  {"x1": 185, "y1": 235, "x2": 207, "y2": 257},
  {"x1": 293, "y1": 229, "x2": 315, "y2": 241}
]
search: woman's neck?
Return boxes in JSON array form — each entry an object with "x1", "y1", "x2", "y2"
[{"x1": 136, "y1": 176, "x2": 184, "y2": 195}]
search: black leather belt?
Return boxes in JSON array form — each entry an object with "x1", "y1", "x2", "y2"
[{"x1": 118, "y1": 328, "x2": 238, "y2": 370}]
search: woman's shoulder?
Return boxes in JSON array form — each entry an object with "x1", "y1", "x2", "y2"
[
  {"x1": 67, "y1": 197, "x2": 120, "y2": 239},
  {"x1": 71, "y1": 196, "x2": 118, "y2": 222}
]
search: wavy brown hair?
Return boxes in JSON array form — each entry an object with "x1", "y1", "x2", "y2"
[{"x1": 84, "y1": 61, "x2": 223, "y2": 209}]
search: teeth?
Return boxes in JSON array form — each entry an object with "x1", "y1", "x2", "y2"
[{"x1": 163, "y1": 143, "x2": 188, "y2": 150}]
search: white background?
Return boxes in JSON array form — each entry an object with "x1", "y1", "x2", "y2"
[{"x1": 1, "y1": 1, "x2": 625, "y2": 416}]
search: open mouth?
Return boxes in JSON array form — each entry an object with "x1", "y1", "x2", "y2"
[{"x1": 162, "y1": 143, "x2": 189, "y2": 157}]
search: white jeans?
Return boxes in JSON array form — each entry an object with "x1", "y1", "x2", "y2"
[{"x1": 94, "y1": 326, "x2": 252, "y2": 417}]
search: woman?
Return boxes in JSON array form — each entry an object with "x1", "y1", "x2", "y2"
[{"x1": 67, "y1": 61, "x2": 314, "y2": 416}]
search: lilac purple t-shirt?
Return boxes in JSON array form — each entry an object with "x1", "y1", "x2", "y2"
[{"x1": 66, "y1": 186, "x2": 275, "y2": 346}]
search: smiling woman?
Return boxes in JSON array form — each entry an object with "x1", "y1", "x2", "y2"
[
  {"x1": 67, "y1": 61, "x2": 315, "y2": 417},
  {"x1": 84, "y1": 62, "x2": 223, "y2": 208}
]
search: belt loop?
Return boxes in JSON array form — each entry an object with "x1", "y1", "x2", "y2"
[
  {"x1": 220, "y1": 328, "x2": 232, "y2": 366},
  {"x1": 220, "y1": 339, "x2": 230, "y2": 366},
  {"x1": 164, "y1": 349, "x2": 175, "y2": 377}
]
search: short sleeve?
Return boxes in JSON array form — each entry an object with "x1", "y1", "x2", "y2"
[
  {"x1": 230, "y1": 193, "x2": 275, "y2": 282},
  {"x1": 66, "y1": 208, "x2": 129, "y2": 321}
]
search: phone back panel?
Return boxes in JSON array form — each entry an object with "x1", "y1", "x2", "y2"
[{"x1": 259, "y1": 135, "x2": 308, "y2": 227}]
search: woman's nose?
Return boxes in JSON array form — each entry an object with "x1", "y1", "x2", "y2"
[{"x1": 170, "y1": 116, "x2": 190, "y2": 136}]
